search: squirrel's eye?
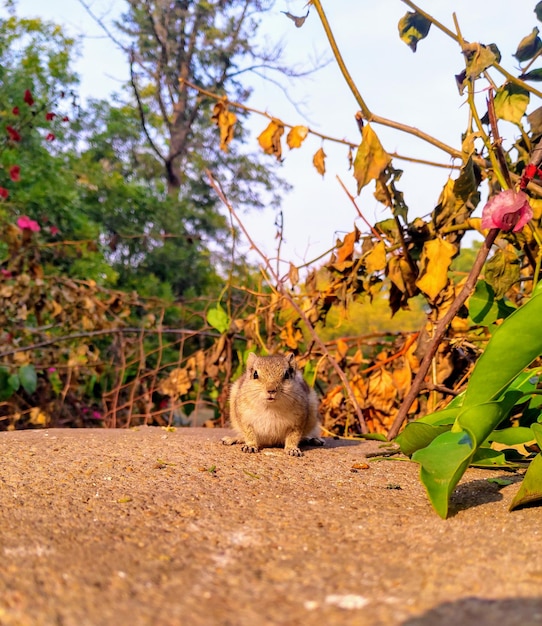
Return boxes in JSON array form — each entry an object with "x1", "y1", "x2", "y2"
[{"x1": 252, "y1": 370, "x2": 259, "y2": 380}]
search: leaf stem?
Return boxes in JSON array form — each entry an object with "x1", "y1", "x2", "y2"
[{"x1": 310, "y1": 0, "x2": 372, "y2": 120}]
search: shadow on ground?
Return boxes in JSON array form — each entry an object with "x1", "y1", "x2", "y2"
[{"x1": 404, "y1": 596, "x2": 542, "y2": 626}]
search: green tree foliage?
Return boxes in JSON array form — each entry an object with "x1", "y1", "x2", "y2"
[
  {"x1": 70, "y1": 0, "x2": 293, "y2": 299},
  {"x1": 0, "y1": 9, "x2": 115, "y2": 283}
]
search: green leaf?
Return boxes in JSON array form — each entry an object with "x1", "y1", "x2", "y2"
[
  {"x1": 396, "y1": 422, "x2": 451, "y2": 456},
  {"x1": 471, "y1": 447, "x2": 508, "y2": 467},
  {"x1": 509, "y1": 453, "x2": 542, "y2": 510},
  {"x1": 414, "y1": 402, "x2": 508, "y2": 518},
  {"x1": 487, "y1": 426, "x2": 536, "y2": 446},
  {"x1": 514, "y1": 27, "x2": 542, "y2": 62},
  {"x1": 206, "y1": 304, "x2": 230, "y2": 334},
  {"x1": 468, "y1": 280, "x2": 498, "y2": 325},
  {"x1": 0, "y1": 367, "x2": 16, "y2": 401},
  {"x1": 456, "y1": 401, "x2": 508, "y2": 448},
  {"x1": 8, "y1": 373, "x2": 20, "y2": 393},
  {"x1": 487, "y1": 477, "x2": 514, "y2": 486},
  {"x1": 531, "y1": 422, "x2": 542, "y2": 448},
  {"x1": 462, "y1": 291, "x2": 542, "y2": 409},
  {"x1": 494, "y1": 82, "x2": 530, "y2": 125},
  {"x1": 398, "y1": 11, "x2": 431, "y2": 52},
  {"x1": 412, "y1": 430, "x2": 474, "y2": 519},
  {"x1": 19, "y1": 364, "x2": 38, "y2": 395},
  {"x1": 485, "y1": 247, "x2": 520, "y2": 299},
  {"x1": 519, "y1": 68, "x2": 542, "y2": 82}
]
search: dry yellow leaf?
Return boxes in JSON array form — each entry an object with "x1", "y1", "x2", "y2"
[
  {"x1": 29, "y1": 407, "x2": 48, "y2": 426},
  {"x1": 287, "y1": 125, "x2": 308, "y2": 149},
  {"x1": 313, "y1": 147, "x2": 326, "y2": 176},
  {"x1": 280, "y1": 320, "x2": 303, "y2": 350},
  {"x1": 159, "y1": 368, "x2": 192, "y2": 397},
  {"x1": 353, "y1": 124, "x2": 391, "y2": 193},
  {"x1": 416, "y1": 237, "x2": 457, "y2": 301},
  {"x1": 211, "y1": 100, "x2": 237, "y2": 152},
  {"x1": 288, "y1": 262, "x2": 299, "y2": 286},
  {"x1": 336, "y1": 338, "x2": 349, "y2": 360},
  {"x1": 258, "y1": 119, "x2": 284, "y2": 160},
  {"x1": 387, "y1": 256, "x2": 416, "y2": 295},
  {"x1": 363, "y1": 240, "x2": 387, "y2": 273},
  {"x1": 50, "y1": 300, "x2": 63, "y2": 317}
]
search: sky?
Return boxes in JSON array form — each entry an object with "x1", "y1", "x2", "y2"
[{"x1": 10, "y1": 0, "x2": 542, "y2": 271}]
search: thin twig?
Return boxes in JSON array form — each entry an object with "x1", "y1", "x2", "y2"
[
  {"x1": 0, "y1": 327, "x2": 226, "y2": 359},
  {"x1": 181, "y1": 78, "x2": 461, "y2": 167}
]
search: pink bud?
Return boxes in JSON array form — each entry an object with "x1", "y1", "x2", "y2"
[{"x1": 481, "y1": 189, "x2": 533, "y2": 232}]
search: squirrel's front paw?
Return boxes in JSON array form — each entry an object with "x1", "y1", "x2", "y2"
[
  {"x1": 286, "y1": 446, "x2": 304, "y2": 457},
  {"x1": 221, "y1": 436, "x2": 238, "y2": 446},
  {"x1": 241, "y1": 444, "x2": 259, "y2": 453}
]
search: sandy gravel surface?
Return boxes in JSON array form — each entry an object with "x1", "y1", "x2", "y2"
[{"x1": 0, "y1": 427, "x2": 541, "y2": 626}]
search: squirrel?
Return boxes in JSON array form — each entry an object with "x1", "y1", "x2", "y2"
[{"x1": 222, "y1": 352, "x2": 324, "y2": 456}]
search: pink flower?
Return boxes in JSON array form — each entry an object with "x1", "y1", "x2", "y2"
[
  {"x1": 481, "y1": 189, "x2": 533, "y2": 232},
  {"x1": 0, "y1": 187, "x2": 8, "y2": 200},
  {"x1": 12, "y1": 106, "x2": 19, "y2": 116},
  {"x1": 17, "y1": 216, "x2": 41, "y2": 232},
  {"x1": 23, "y1": 89, "x2": 34, "y2": 106},
  {"x1": 6, "y1": 126, "x2": 21, "y2": 142},
  {"x1": 9, "y1": 165, "x2": 20, "y2": 182},
  {"x1": 1, "y1": 269, "x2": 12, "y2": 278},
  {"x1": 49, "y1": 225, "x2": 60, "y2": 236},
  {"x1": 45, "y1": 112, "x2": 56, "y2": 121},
  {"x1": 45, "y1": 132, "x2": 55, "y2": 141}
]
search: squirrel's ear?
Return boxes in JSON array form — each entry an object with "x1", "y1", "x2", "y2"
[
  {"x1": 246, "y1": 352, "x2": 257, "y2": 368},
  {"x1": 285, "y1": 352, "x2": 297, "y2": 368}
]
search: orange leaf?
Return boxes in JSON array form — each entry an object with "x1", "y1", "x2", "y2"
[
  {"x1": 335, "y1": 228, "x2": 360, "y2": 265},
  {"x1": 258, "y1": 119, "x2": 284, "y2": 160},
  {"x1": 287, "y1": 125, "x2": 309, "y2": 149},
  {"x1": 313, "y1": 147, "x2": 326, "y2": 176},
  {"x1": 211, "y1": 100, "x2": 237, "y2": 152}
]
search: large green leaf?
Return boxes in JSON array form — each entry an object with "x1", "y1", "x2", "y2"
[
  {"x1": 412, "y1": 430, "x2": 475, "y2": 519},
  {"x1": 395, "y1": 422, "x2": 451, "y2": 457},
  {"x1": 396, "y1": 407, "x2": 458, "y2": 455},
  {"x1": 509, "y1": 451, "x2": 542, "y2": 511},
  {"x1": 413, "y1": 402, "x2": 507, "y2": 518},
  {"x1": 488, "y1": 427, "x2": 536, "y2": 446},
  {"x1": 462, "y1": 291, "x2": 542, "y2": 409},
  {"x1": 468, "y1": 280, "x2": 498, "y2": 324}
]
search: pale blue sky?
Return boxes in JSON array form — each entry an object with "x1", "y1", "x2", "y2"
[{"x1": 11, "y1": 1, "x2": 542, "y2": 268}]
